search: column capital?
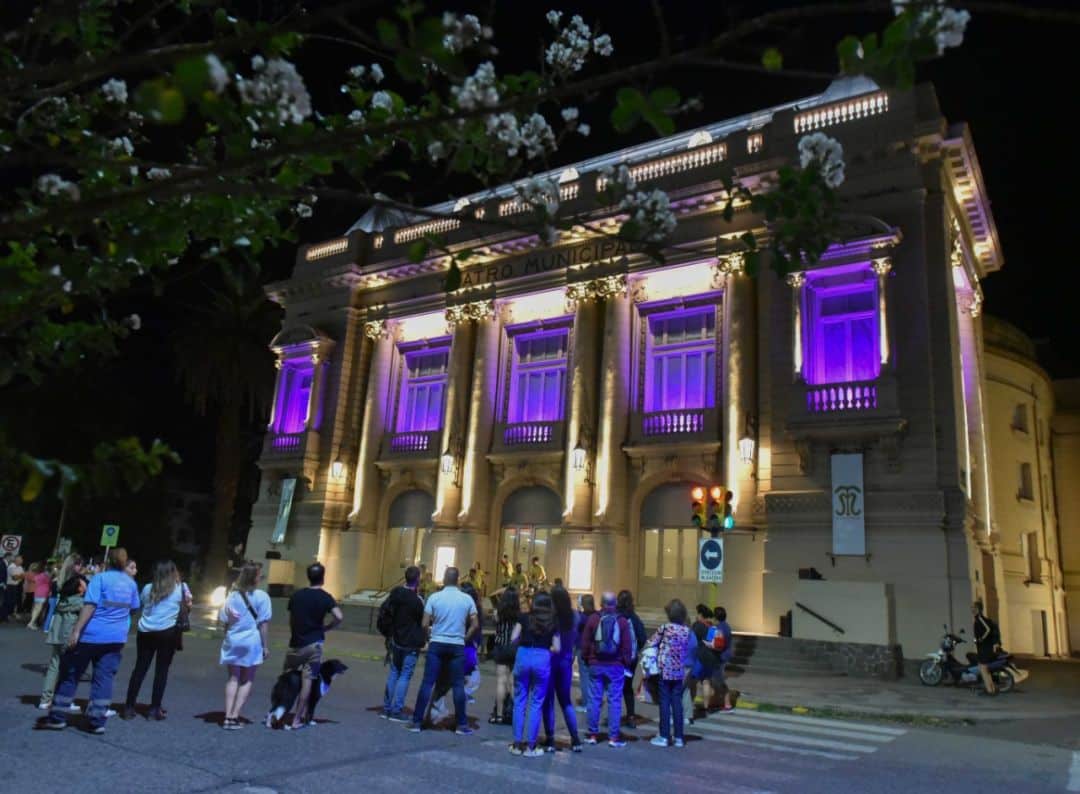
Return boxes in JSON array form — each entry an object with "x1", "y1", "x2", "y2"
[
  {"x1": 716, "y1": 251, "x2": 746, "y2": 277},
  {"x1": 871, "y1": 257, "x2": 892, "y2": 277},
  {"x1": 566, "y1": 274, "x2": 627, "y2": 309},
  {"x1": 785, "y1": 271, "x2": 805, "y2": 289},
  {"x1": 445, "y1": 299, "x2": 495, "y2": 328},
  {"x1": 362, "y1": 319, "x2": 387, "y2": 340}
]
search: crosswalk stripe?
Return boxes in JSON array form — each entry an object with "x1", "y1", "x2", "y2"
[
  {"x1": 714, "y1": 713, "x2": 898, "y2": 742},
  {"x1": 727, "y1": 708, "x2": 907, "y2": 736},
  {"x1": 694, "y1": 730, "x2": 859, "y2": 761},
  {"x1": 691, "y1": 720, "x2": 880, "y2": 754},
  {"x1": 422, "y1": 749, "x2": 637, "y2": 794}
]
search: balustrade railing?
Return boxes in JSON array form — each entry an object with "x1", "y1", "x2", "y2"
[
  {"x1": 387, "y1": 430, "x2": 438, "y2": 453},
  {"x1": 503, "y1": 421, "x2": 556, "y2": 446},
  {"x1": 270, "y1": 433, "x2": 303, "y2": 452},
  {"x1": 804, "y1": 381, "x2": 878, "y2": 413},
  {"x1": 641, "y1": 408, "x2": 706, "y2": 437}
]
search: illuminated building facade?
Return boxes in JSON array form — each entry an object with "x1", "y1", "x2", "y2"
[{"x1": 247, "y1": 77, "x2": 1073, "y2": 659}]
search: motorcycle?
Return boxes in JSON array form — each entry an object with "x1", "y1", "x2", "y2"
[{"x1": 918, "y1": 624, "x2": 1029, "y2": 692}]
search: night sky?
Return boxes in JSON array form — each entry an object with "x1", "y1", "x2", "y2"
[{"x1": 9, "y1": 2, "x2": 1078, "y2": 548}]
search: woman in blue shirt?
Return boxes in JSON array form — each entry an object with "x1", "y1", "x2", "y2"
[{"x1": 121, "y1": 560, "x2": 191, "y2": 721}]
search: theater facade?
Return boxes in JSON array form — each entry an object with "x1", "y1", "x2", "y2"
[{"x1": 246, "y1": 76, "x2": 1073, "y2": 660}]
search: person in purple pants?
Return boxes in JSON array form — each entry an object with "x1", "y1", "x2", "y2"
[
  {"x1": 580, "y1": 592, "x2": 633, "y2": 748},
  {"x1": 508, "y1": 592, "x2": 560, "y2": 757},
  {"x1": 541, "y1": 585, "x2": 582, "y2": 752}
]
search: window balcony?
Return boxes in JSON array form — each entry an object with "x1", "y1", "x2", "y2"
[
  {"x1": 261, "y1": 429, "x2": 320, "y2": 461},
  {"x1": 786, "y1": 374, "x2": 904, "y2": 446},
  {"x1": 382, "y1": 429, "x2": 440, "y2": 460},
  {"x1": 627, "y1": 407, "x2": 720, "y2": 446},
  {"x1": 490, "y1": 420, "x2": 566, "y2": 454}
]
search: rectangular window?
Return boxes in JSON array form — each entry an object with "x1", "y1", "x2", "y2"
[
  {"x1": 567, "y1": 549, "x2": 594, "y2": 591},
  {"x1": 1018, "y1": 462, "x2": 1034, "y2": 501},
  {"x1": 645, "y1": 307, "x2": 716, "y2": 411},
  {"x1": 1012, "y1": 404, "x2": 1029, "y2": 433},
  {"x1": 643, "y1": 529, "x2": 659, "y2": 578},
  {"x1": 508, "y1": 329, "x2": 569, "y2": 423},
  {"x1": 276, "y1": 363, "x2": 314, "y2": 434},
  {"x1": 433, "y1": 545, "x2": 456, "y2": 585},
  {"x1": 804, "y1": 267, "x2": 880, "y2": 385},
  {"x1": 397, "y1": 345, "x2": 450, "y2": 432},
  {"x1": 1023, "y1": 532, "x2": 1041, "y2": 583}
]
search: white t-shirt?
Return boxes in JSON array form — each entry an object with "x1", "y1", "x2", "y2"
[
  {"x1": 6, "y1": 564, "x2": 23, "y2": 586},
  {"x1": 424, "y1": 586, "x2": 477, "y2": 646}
]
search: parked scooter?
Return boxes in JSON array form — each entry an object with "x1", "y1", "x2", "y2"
[{"x1": 919, "y1": 624, "x2": 1029, "y2": 691}]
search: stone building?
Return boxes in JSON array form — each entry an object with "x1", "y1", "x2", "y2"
[{"x1": 246, "y1": 76, "x2": 1074, "y2": 661}]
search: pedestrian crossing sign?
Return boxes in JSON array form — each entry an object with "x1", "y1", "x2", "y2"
[{"x1": 100, "y1": 524, "x2": 120, "y2": 548}]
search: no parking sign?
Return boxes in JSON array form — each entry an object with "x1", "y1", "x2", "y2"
[{"x1": 1, "y1": 535, "x2": 22, "y2": 556}]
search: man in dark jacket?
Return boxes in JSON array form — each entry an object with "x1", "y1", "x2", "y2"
[
  {"x1": 581, "y1": 592, "x2": 632, "y2": 747},
  {"x1": 382, "y1": 566, "x2": 426, "y2": 721},
  {"x1": 972, "y1": 600, "x2": 998, "y2": 696}
]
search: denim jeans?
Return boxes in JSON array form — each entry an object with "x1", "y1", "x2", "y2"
[
  {"x1": 50, "y1": 642, "x2": 125, "y2": 728},
  {"x1": 542, "y1": 653, "x2": 580, "y2": 743},
  {"x1": 587, "y1": 661, "x2": 624, "y2": 740},
  {"x1": 513, "y1": 647, "x2": 551, "y2": 746},
  {"x1": 384, "y1": 646, "x2": 419, "y2": 716},
  {"x1": 576, "y1": 650, "x2": 592, "y2": 710},
  {"x1": 658, "y1": 678, "x2": 684, "y2": 741},
  {"x1": 411, "y1": 642, "x2": 466, "y2": 729}
]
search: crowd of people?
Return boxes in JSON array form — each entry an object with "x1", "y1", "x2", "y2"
[
  {"x1": 378, "y1": 563, "x2": 738, "y2": 754},
  {"x1": 6, "y1": 547, "x2": 739, "y2": 749}
]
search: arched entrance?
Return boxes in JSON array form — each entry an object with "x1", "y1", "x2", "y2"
[
  {"x1": 639, "y1": 482, "x2": 703, "y2": 608},
  {"x1": 500, "y1": 486, "x2": 561, "y2": 584},
  {"x1": 380, "y1": 489, "x2": 434, "y2": 588}
]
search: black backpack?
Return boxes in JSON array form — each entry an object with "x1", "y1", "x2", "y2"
[{"x1": 376, "y1": 592, "x2": 395, "y2": 638}]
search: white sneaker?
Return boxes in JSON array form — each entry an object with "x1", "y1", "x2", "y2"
[
  {"x1": 68, "y1": 703, "x2": 81, "y2": 712},
  {"x1": 673, "y1": 738, "x2": 685, "y2": 748},
  {"x1": 37, "y1": 701, "x2": 51, "y2": 711},
  {"x1": 105, "y1": 709, "x2": 117, "y2": 718},
  {"x1": 650, "y1": 736, "x2": 670, "y2": 747}
]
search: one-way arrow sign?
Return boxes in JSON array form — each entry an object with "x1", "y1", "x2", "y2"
[{"x1": 699, "y1": 537, "x2": 724, "y2": 583}]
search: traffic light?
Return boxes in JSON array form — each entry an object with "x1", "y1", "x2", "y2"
[
  {"x1": 707, "y1": 485, "x2": 724, "y2": 537},
  {"x1": 722, "y1": 489, "x2": 735, "y2": 530},
  {"x1": 691, "y1": 486, "x2": 706, "y2": 528}
]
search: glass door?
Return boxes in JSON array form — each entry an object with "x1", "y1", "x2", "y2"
[
  {"x1": 501, "y1": 526, "x2": 551, "y2": 585},
  {"x1": 640, "y1": 527, "x2": 701, "y2": 608},
  {"x1": 381, "y1": 527, "x2": 425, "y2": 589}
]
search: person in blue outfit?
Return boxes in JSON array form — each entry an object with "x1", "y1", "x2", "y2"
[
  {"x1": 581, "y1": 592, "x2": 632, "y2": 747},
  {"x1": 40, "y1": 547, "x2": 141, "y2": 734},
  {"x1": 219, "y1": 562, "x2": 272, "y2": 730},
  {"x1": 509, "y1": 591, "x2": 560, "y2": 757},
  {"x1": 541, "y1": 585, "x2": 582, "y2": 752}
]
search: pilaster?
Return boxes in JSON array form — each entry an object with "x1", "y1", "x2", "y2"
[
  {"x1": 593, "y1": 289, "x2": 631, "y2": 528},
  {"x1": 458, "y1": 310, "x2": 501, "y2": 530},
  {"x1": 564, "y1": 297, "x2": 602, "y2": 526},
  {"x1": 433, "y1": 318, "x2": 477, "y2": 526}
]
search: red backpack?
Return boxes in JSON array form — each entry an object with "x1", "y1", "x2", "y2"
[{"x1": 704, "y1": 625, "x2": 727, "y2": 652}]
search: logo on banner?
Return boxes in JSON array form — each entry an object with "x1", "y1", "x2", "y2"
[
  {"x1": 831, "y1": 454, "x2": 866, "y2": 556},
  {"x1": 833, "y1": 485, "x2": 863, "y2": 517}
]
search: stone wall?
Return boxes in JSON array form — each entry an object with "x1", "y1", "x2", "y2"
[{"x1": 793, "y1": 638, "x2": 904, "y2": 680}]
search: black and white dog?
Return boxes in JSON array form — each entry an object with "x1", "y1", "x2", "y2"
[{"x1": 265, "y1": 659, "x2": 348, "y2": 728}]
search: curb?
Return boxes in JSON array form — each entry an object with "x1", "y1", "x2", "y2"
[{"x1": 735, "y1": 699, "x2": 970, "y2": 727}]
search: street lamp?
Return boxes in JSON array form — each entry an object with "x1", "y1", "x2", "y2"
[
  {"x1": 330, "y1": 459, "x2": 346, "y2": 480},
  {"x1": 440, "y1": 447, "x2": 455, "y2": 474},
  {"x1": 738, "y1": 435, "x2": 755, "y2": 465},
  {"x1": 572, "y1": 440, "x2": 587, "y2": 471}
]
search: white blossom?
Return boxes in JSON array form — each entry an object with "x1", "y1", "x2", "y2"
[
  {"x1": 370, "y1": 90, "x2": 393, "y2": 111},
  {"x1": 518, "y1": 176, "x2": 561, "y2": 217},
  {"x1": 599, "y1": 163, "x2": 637, "y2": 194},
  {"x1": 561, "y1": 107, "x2": 579, "y2": 122},
  {"x1": 126, "y1": 314, "x2": 141, "y2": 331},
  {"x1": 894, "y1": 2, "x2": 969, "y2": 54},
  {"x1": 129, "y1": 166, "x2": 139, "y2": 177},
  {"x1": 36, "y1": 173, "x2": 80, "y2": 200},
  {"x1": 620, "y1": 189, "x2": 677, "y2": 242},
  {"x1": 234, "y1": 237, "x2": 251, "y2": 247},
  {"x1": 577, "y1": 123, "x2": 591, "y2": 137},
  {"x1": 545, "y1": 14, "x2": 611, "y2": 74},
  {"x1": 485, "y1": 113, "x2": 521, "y2": 157},
  {"x1": 146, "y1": 167, "x2": 172, "y2": 181},
  {"x1": 798, "y1": 132, "x2": 845, "y2": 188},
  {"x1": 101, "y1": 78, "x2": 128, "y2": 104},
  {"x1": 205, "y1": 55, "x2": 229, "y2": 94},
  {"x1": 347, "y1": 109, "x2": 365, "y2": 123},
  {"x1": 109, "y1": 136, "x2": 134, "y2": 156},
  {"x1": 427, "y1": 141, "x2": 447, "y2": 162},
  {"x1": 49, "y1": 265, "x2": 62, "y2": 277},
  {"x1": 237, "y1": 57, "x2": 312, "y2": 125},
  {"x1": 370, "y1": 63, "x2": 385, "y2": 84},
  {"x1": 348, "y1": 65, "x2": 366, "y2": 79},
  {"x1": 62, "y1": 280, "x2": 73, "y2": 293},
  {"x1": 518, "y1": 113, "x2": 556, "y2": 159},
  {"x1": 451, "y1": 62, "x2": 499, "y2": 110},
  {"x1": 443, "y1": 12, "x2": 492, "y2": 53},
  {"x1": 294, "y1": 203, "x2": 313, "y2": 218}
]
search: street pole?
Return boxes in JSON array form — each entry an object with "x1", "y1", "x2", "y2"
[{"x1": 52, "y1": 498, "x2": 66, "y2": 558}]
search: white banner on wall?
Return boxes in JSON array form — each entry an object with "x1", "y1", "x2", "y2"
[
  {"x1": 270, "y1": 477, "x2": 297, "y2": 544},
  {"x1": 831, "y1": 453, "x2": 865, "y2": 556}
]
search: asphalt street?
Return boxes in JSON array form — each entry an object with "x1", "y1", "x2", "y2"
[{"x1": 0, "y1": 623, "x2": 1077, "y2": 793}]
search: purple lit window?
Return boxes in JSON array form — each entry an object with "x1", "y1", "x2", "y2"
[
  {"x1": 397, "y1": 347, "x2": 450, "y2": 432},
  {"x1": 804, "y1": 267, "x2": 879, "y2": 385},
  {"x1": 275, "y1": 362, "x2": 314, "y2": 434},
  {"x1": 508, "y1": 330, "x2": 568, "y2": 423},
  {"x1": 645, "y1": 308, "x2": 716, "y2": 411}
]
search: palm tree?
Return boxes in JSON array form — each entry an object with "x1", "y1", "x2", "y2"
[{"x1": 172, "y1": 281, "x2": 281, "y2": 589}]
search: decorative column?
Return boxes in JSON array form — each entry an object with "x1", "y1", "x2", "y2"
[
  {"x1": 785, "y1": 271, "x2": 806, "y2": 381},
  {"x1": 432, "y1": 307, "x2": 478, "y2": 526},
  {"x1": 872, "y1": 257, "x2": 892, "y2": 368},
  {"x1": 563, "y1": 280, "x2": 607, "y2": 526},
  {"x1": 303, "y1": 349, "x2": 325, "y2": 431},
  {"x1": 267, "y1": 356, "x2": 284, "y2": 431},
  {"x1": 591, "y1": 276, "x2": 631, "y2": 528},
  {"x1": 457, "y1": 302, "x2": 501, "y2": 531},
  {"x1": 349, "y1": 319, "x2": 395, "y2": 531},
  {"x1": 717, "y1": 254, "x2": 755, "y2": 518}
]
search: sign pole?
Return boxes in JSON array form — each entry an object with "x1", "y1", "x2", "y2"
[{"x1": 52, "y1": 498, "x2": 67, "y2": 558}]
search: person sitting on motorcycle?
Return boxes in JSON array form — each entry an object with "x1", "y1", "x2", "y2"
[{"x1": 972, "y1": 600, "x2": 999, "y2": 696}]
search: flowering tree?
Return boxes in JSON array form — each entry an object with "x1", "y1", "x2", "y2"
[{"x1": 0, "y1": 1, "x2": 988, "y2": 529}]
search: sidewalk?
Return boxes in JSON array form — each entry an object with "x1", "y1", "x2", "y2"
[{"x1": 195, "y1": 605, "x2": 1080, "y2": 724}]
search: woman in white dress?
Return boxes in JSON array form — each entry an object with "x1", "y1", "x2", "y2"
[{"x1": 218, "y1": 562, "x2": 271, "y2": 729}]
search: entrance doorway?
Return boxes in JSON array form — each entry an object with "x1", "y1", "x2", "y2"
[
  {"x1": 640, "y1": 527, "x2": 700, "y2": 607},
  {"x1": 502, "y1": 526, "x2": 553, "y2": 575},
  {"x1": 381, "y1": 490, "x2": 434, "y2": 589},
  {"x1": 500, "y1": 485, "x2": 562, "y2": 586}
]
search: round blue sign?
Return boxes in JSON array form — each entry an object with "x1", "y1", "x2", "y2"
[{"x1": 700, "y1": 539, "x2": 723, "y2": 570}]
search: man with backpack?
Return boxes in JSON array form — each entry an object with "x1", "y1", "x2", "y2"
[
  {"x1": 972, "y1": 600, "x2": 999, "y2": 696},
  {"x1": 708, "y1": 606, "x2": 736, "y2": 712},
  {"x1": 379, "y1": 565, "x2": 426, "y2": 721},
  {"x1": 580, "y1": 592, "x2": 632, "y2": 747}
]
